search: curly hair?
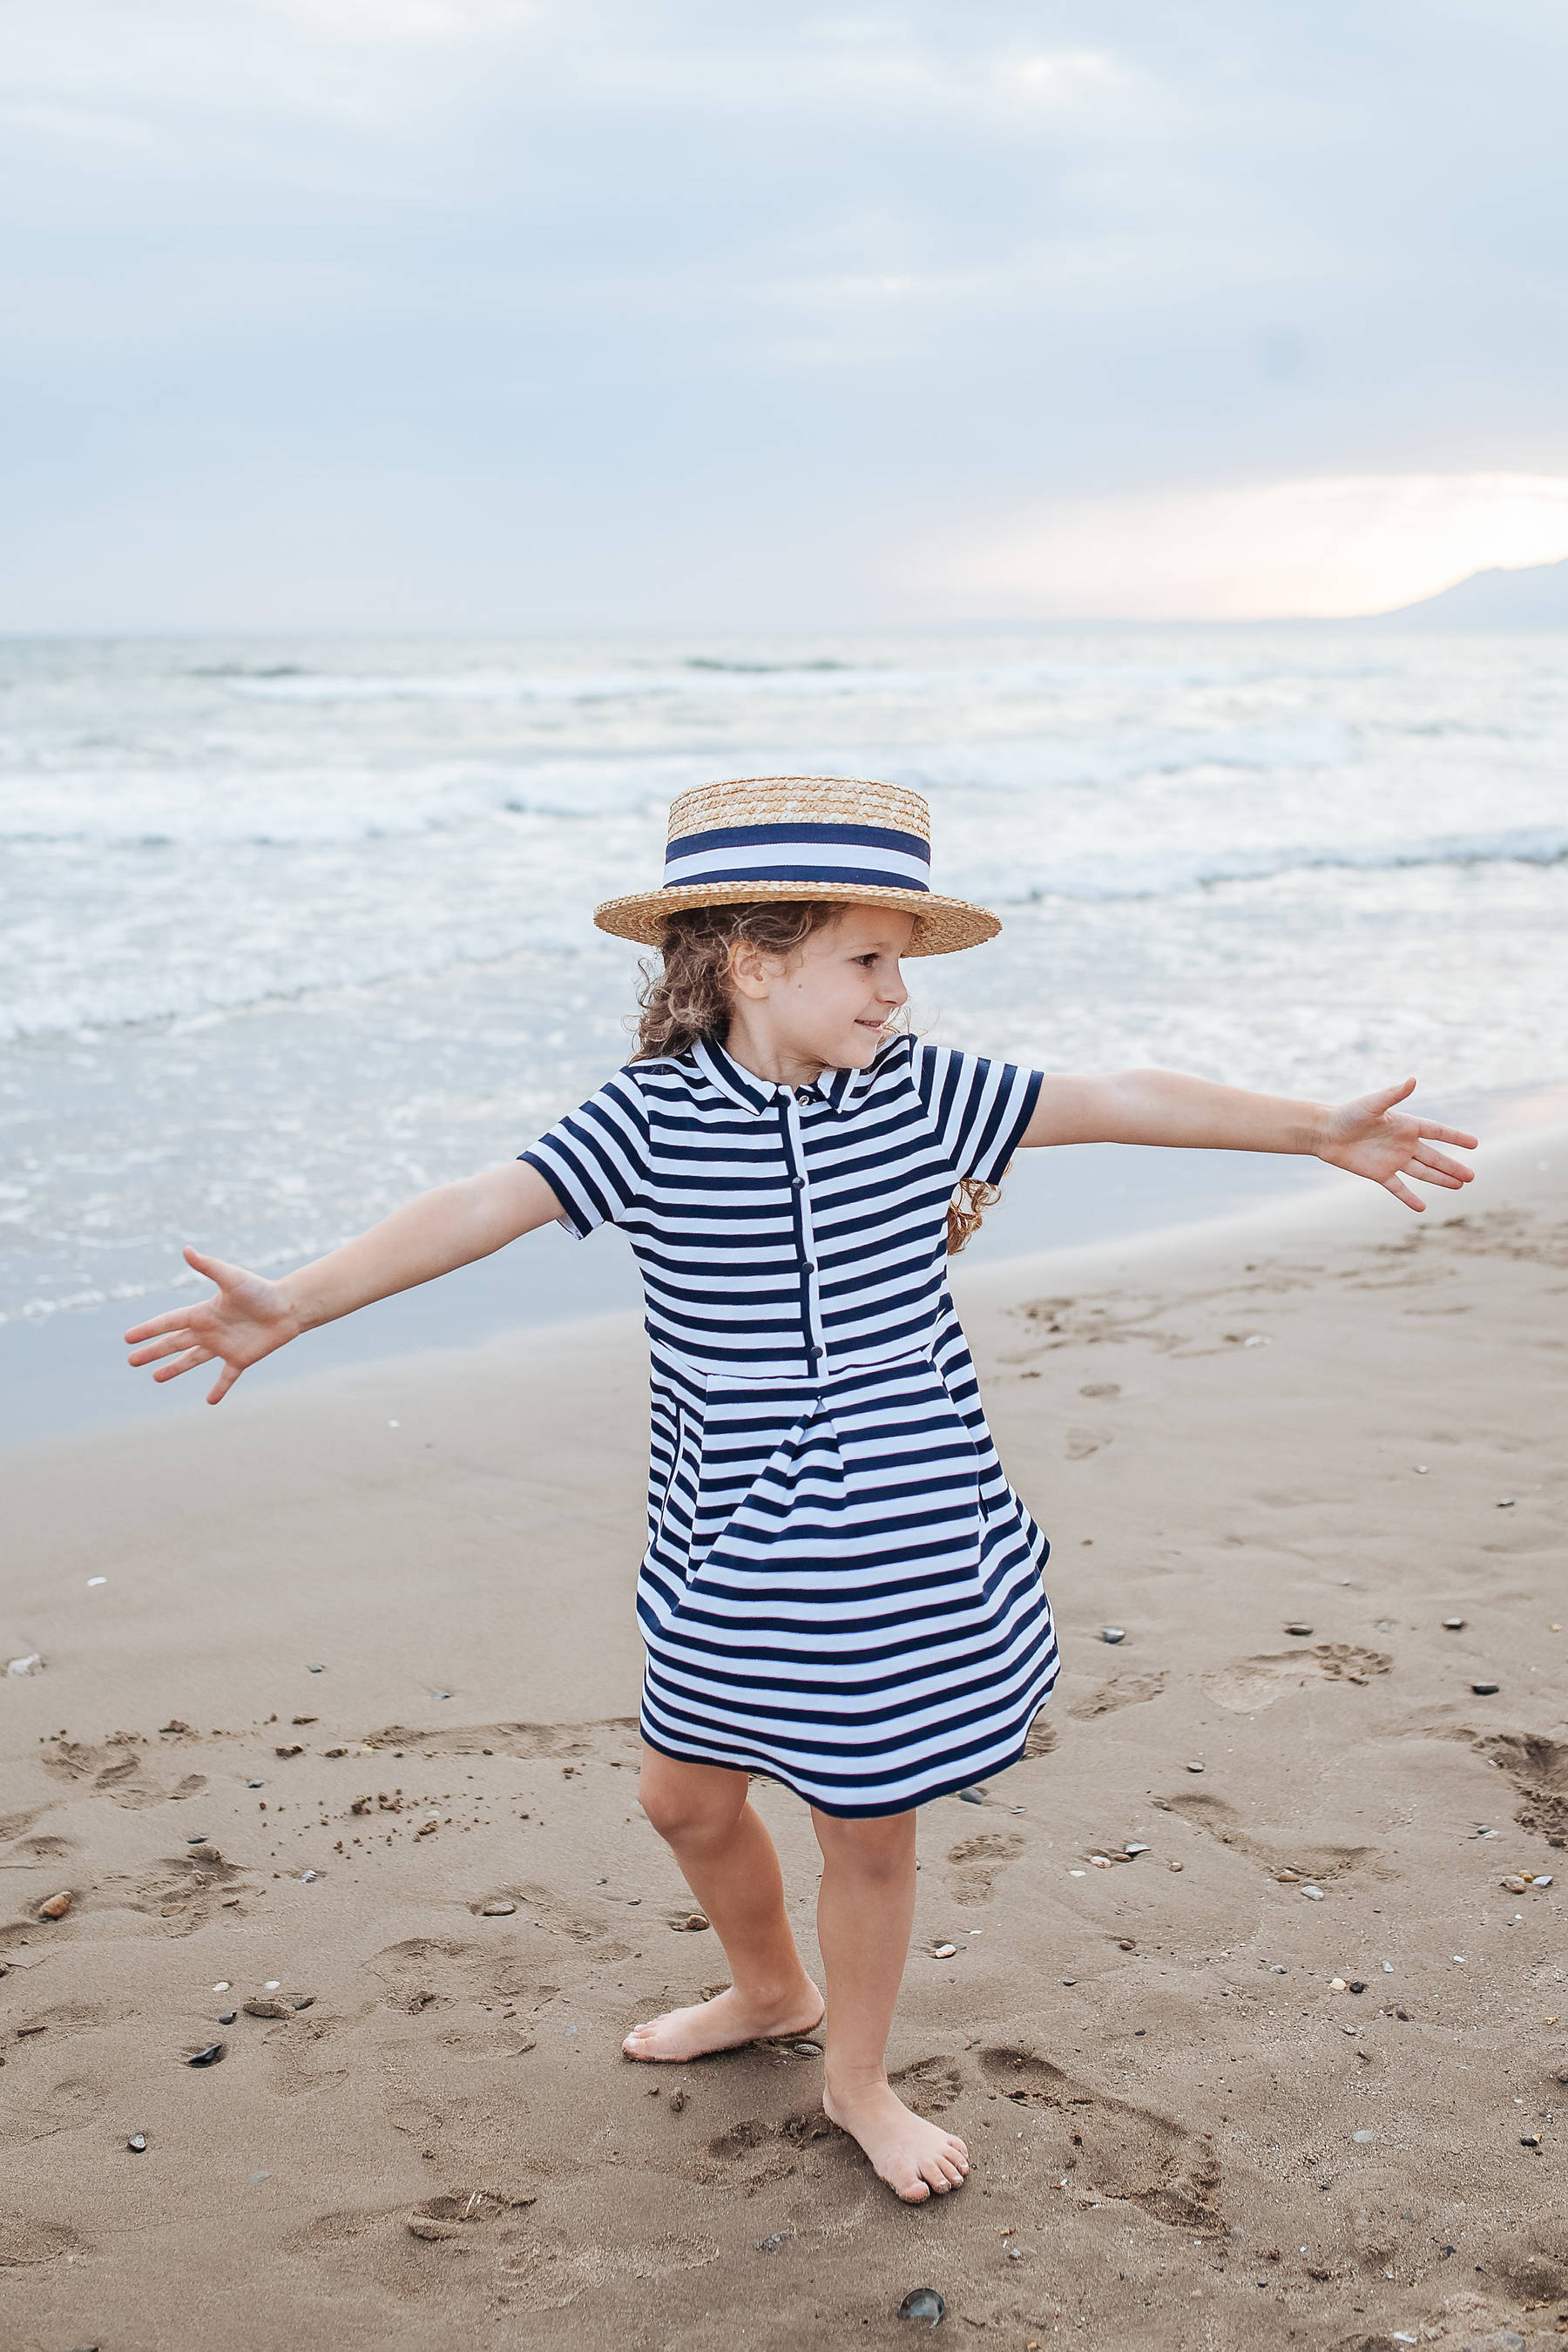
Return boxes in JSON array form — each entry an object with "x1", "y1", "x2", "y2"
[{"x1": 632, "y1": 900, "x2": 1003, "y2": 1256}]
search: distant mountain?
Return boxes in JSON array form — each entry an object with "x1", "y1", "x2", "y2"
[{"x1": 1370, "y1": 554, "x2": 1568, "y2": 628}]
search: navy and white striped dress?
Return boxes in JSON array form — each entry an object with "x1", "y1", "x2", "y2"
[{"x1": 521, "y1": 1031, "x2": 1058, "y2": 1817}]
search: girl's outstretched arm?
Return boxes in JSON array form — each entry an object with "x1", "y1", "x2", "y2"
[
  {"x1": 1019, "y1": 1071, "x2": 1477, "y2": 1213},
  {"x1": 124, "y1": 1160, "x2": 566, "y2": 1405}
]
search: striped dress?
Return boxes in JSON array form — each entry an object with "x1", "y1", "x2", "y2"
[{"x1": 521, "y1": 1031, "x2": 1058, "y2": 1817}]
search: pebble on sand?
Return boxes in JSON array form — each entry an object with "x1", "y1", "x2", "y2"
[
  {"x1": 932, "y1": 1943, "x2": 959, "y2": 1959},
  {"x1": 1301, "y1": 1885, "x2": 1325, "y2": 1901},
  {"x1": 5, "y1": 1652, "x2": 43, "y2": 1676},
  {"x1": 127, "y1": 2134, "x2": 147, "y2": 2153},
  {"x1": 1443, "y1": 1617, "x2": 1466, "y2": 1631},
  {"x1": 897, "y1": 2288, "x2": 946, "y2": 2325},
  {"x1": 674, "y1": 1912, "x2": 710, "y2": 1932},
  {"x1": 186, "y1": 2043, "x2": 226, "y2": 2066},
  {"x1": 243, "y1": 1997, "x2": 294, "y2": 2019},
  {"x1": 1284, "y1": 1622, "x2": 1314, "y2": 1637},
  {"x1": 1186, "y1": 1761, "x2": 1205, "y2": 1774},
  {"x1": 957, "y1": 1788, "x2": 986, "y2": 1804},
  {"x1": 1100, "y1": 1627, "x2": 1125, "y2": 1645},
  {"x1": 480, "y1": 1898, "x2": 517, "y2": 1916},
  {"x1": 219, "y1": 2011, "x2": 237, "y2": 2024},
  {"x1": 37, "y1": 1891, "x2": 71, "y2": 1920},
  {"x1": 1471, "y1": 1681, "x2": 1501, "y2": 1695}
]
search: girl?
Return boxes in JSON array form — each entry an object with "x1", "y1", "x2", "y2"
[{"x1": 125, "y1": 774, "x2": 1477, "y2": 2205}]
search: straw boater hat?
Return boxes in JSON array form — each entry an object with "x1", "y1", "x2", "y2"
[{"x1": 592, "y1": 775, "x2": 1000, "y2": 957}]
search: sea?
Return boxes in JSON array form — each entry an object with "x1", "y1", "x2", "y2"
[{"x1": 4, "y1": 628, "x2": 1566, "y2": 1438}]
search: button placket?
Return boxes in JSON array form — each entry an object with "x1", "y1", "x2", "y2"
[{"x1": 778, "y1": 1090, "x2": 827, "y2": 1374}]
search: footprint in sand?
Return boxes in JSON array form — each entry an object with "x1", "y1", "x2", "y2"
[
  {"x1": 0, "y1": 2217, "x2": 83, "y2": 2267},
  {"x1": 0, "y1": 1809, "x2": 44, "y2": 1844},
  {"x1": 0, "y1": 2065, "x2": 104, "y2": 2152},
  {"x1": 361, "y1": 1717, "x2": 640, "y2": 1762},
  {"x1": 488, "y1": 2222, "x2": 721, "y2": 2312},
  {"x1": 979, "y1": 2046, "x2": 1224, "y2": 2229},
  {"x1": 369, "y1": 1925, "x2": 605, "y2": 2014},
  {"x1": 1204, "y1": 1642, "x2": 1391, "y2": 1714},
  {"x1": 1067, "y1": 1670, "x2": 1168, "y2": 1722},
  {"x1": 288, "y1": 2187, "x2": 546, "y2": 2295},
  {"x1": 1022, "y1": 1713, "x2": 1058, "y2": 1758},
  {"x1": 889, "y1": 2055, "x2": 963, "y2": 2116},
  {"x1": 945, "y1": 1832, "x2": 1024, "y2": 1907},
  {"x1": 1475, "y1": 1733, "x2": 1568, "y2": 1850},
  {"x1": 1159, "y1": 1788, "x2": 1376, "y2": 1885},
  {"x1": 40, "y1": 1733, "x2": 206, "y2": 1811},
  {"x1": 8, "y1": 1832, "x2": 71, "y2": 1863},
  {"x1": 114, "y1": 1846, "x2": 251, "y2": 1936}
]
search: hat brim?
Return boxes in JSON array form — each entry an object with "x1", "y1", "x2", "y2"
[{"x1": 592, "y1": 880, "x2": 1001, "y2": 956}]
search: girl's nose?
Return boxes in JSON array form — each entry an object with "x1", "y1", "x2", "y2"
[{"x1": 880, "y1": 963, "x2": 909, "y2": 1010}]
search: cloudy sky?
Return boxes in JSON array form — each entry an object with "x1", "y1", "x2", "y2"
[{"x1": 5, "y1": 1, "x2": 1568, "y2": 628}]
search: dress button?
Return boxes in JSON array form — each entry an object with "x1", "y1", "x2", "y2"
[
  {"x1": 791, "y1": 1177, "x2": 805, "y2": 1192},
  {"x1": 802, "y1": 1261, "x2": 816, "y2": 1274}
]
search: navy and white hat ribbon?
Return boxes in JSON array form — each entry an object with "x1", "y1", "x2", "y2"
[
  {"x1": 662, "y1": 817, "x2": 931, "y2": 896},
  {"x1": 591, "y1": 774, "x2": 1000, "y2": 959}
]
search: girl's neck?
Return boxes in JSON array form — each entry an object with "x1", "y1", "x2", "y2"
[{"x1": 720, "y1": 1021, "x2": 827, "y2": 1092}]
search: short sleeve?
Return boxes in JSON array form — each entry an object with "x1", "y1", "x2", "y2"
[
  {"x1": 913, "y1": 1044, "x2": 1043, "y2": 1185},
  {"x1": 519, "y1": 1069, "x2": 649, "y2": 1239}
]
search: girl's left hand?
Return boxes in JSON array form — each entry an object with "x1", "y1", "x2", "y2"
[{"x1": 1315, "y1": 1079, "x2": 1477, "y2": 1211}]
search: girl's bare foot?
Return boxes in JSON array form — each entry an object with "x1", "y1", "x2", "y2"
[
  {"x1": 621, "y1": 1979, "x2": 824, "y2": 2063},
  {"x1": 822, "y1": 2078, "x2": 970, "y2": 2202}
]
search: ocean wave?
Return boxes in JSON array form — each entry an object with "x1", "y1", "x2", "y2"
[
  {"x1": 5, "y1": 826, "x2": 1563, "y2": 1046},
  {"x1": 997, "y1": 827, "x2": 1568, "y2": 905}
]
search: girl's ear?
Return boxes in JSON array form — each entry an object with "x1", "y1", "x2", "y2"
[{"x1": 727, "y1": 936, "x2": 776, "y2": 1004}]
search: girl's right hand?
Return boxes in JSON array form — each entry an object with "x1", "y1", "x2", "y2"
[{"x1": 125, "y1": 1247, "x2": 302, "y2": 1405}]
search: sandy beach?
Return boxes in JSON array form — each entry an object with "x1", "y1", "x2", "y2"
[{"x1": 3, "y1": 1133, "x2": 1564, "y2": 2352}]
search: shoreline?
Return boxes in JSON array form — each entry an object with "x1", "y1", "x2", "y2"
[{"x1": 2, "y1": 1127, "x2": 1564, "y2": 2349}]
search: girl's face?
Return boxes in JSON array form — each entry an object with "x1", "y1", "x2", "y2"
[{"x1": 727, "y1": 904, "x2": 916, "y2": 1079}]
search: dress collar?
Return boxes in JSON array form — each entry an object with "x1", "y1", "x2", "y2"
[{"x1": 690, "y1": 1034, "x2": 898, "y2": 1119}]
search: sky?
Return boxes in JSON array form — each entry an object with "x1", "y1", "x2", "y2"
[{"x1": 4, "y1": 1, "x2": 1568, "y2": 629}]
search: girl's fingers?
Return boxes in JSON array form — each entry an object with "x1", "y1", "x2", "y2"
[
  {"x1": 128, "y1": 1328, "x2": 204, "y2": 1367},
  {"x1": 1417, "y1": 1120, "x2": 1479, "y2": 1148},
  {"x1": 1382, "y1": 1174, "x2": 1425, "y2": 1211},
  {"x1": 1411, "y1": 1145, "x2": 1471, "y2": 1180},
  {"x1": 152, "y1": 1345, "x2": 213, "y2": 1383},
  {"x1": 183, "y1": 1245, "x2": 242, "y2": 1284},
  {"x1": 206, "y1": 1362, "x2": 241, "y2": 1405},
  {"x1": 125, "y1": 1306, "x2": 199, "y2": 1343},
  {"x1": 1368, "y1": 1077, "x2": 1417, "y2": 1113},
  {"x1": 1407, "y1": 1166, "x2": 1466, "y2": 1190}
]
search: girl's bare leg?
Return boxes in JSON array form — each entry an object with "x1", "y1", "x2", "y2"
[
  {"x1": 813, "y1": 1808, "x2": 970, "y2": 2202},
  {"x1": 621, "y1": 1747, "x2": 823, "y2": 2061}
]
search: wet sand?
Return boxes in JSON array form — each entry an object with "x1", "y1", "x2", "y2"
[{"x1": 2, "y1": 1134, "x2": 1565, "y2": 2350}]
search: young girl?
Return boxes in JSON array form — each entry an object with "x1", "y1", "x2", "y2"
[{"x1": 125, "y1": 774, "x2": 1477, "y2": 2205}]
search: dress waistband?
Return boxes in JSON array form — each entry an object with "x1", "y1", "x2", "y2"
[{"x1": 652, "y1": 1342, "x2": 934, "y2": 1390}]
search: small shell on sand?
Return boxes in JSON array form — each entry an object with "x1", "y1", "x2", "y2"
[{"x1": 37, "y1": 1891, "x2": 71, "y2": 1920}]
